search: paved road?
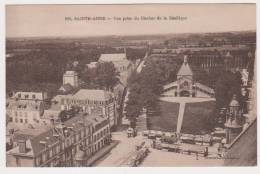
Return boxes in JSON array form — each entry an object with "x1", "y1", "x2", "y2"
[
  {"x1": 141, "y1": 147, "x2": 224, "y2": 167},
  {"x1": 94, "y1": 132, "x2": 146, "y2": 166},
  {"x1": 176, "y1": 102, "x2": 185, "y2": 133}
]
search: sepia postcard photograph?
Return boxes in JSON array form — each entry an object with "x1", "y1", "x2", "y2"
[{"x1": 2, "y1": 1, "x2": 257, "y2": 169}]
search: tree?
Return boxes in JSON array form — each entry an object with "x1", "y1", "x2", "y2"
[
  {"x1": 215, "y1": 71, "x2": 243, "y2": 110},
  {"x1": 95, "y1": 62, "x2": 120, "y2": 91}
]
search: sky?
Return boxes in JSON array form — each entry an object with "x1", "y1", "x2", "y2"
[{"x1": 6, "y1": 4, "x2": 256, "y2": 37}]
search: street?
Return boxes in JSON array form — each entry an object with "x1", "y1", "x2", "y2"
[
  {"x1": 94, "y1": 131, "x2": 146, "y2": 166},
  {"x1": 94, "y1": 131, "x2": 224, "y2": 167}
]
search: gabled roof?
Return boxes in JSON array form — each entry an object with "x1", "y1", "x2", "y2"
[
  {"x1": 99, "y1": 53, "x2": 127, "y2": 62},
  {"x1": 177, "y1": 56, "x2": 193, "y2": 76},
  {"x1": 8, "y1": 114, "x2": 94, "y2": 157},
  {"x1": 73, "y1": 89, "x2": 113, "y2": 101}
]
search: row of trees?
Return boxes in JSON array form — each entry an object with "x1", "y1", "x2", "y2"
[
  {"x1": 215, "y1": 71, "x2": 244, "y2": 110},
  {"x1": 6, "y1": 38, "x2": 147, "y2": 96},
  {"x1": 124, "y1": 58, "x2": 182, "y2": 124},
  {"x1": 80, "y1": 62, "x2": 120, "y2": 91}
]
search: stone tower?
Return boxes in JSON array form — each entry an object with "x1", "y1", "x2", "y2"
[
  {"x1": 224, "y1": 95, "x2": 243, "y2": 144},
  {"x1": 63, "y1": 70, "x2": 79, "y2": 88}
]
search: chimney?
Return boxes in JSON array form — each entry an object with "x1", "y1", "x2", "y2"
[{"x1": 18, "y1": 140, "x2": 26, "y2": 153}]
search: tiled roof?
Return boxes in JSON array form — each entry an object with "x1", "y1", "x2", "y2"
[
  {"x1": 99, "y1": 53, "x2": 127, "y2": 62},
  {"x1": 177, "y1": 61, "x2": 193, "y2": 76},
  {"x1": 8, "y1": 113, "x2": 108, "y2": 157},
  {"x1": 29, "y1": 114, "x2": 93, "y2": 156},
  {"x1": 194, "y1": 82, "x2": 215, "y2": 94},
  {"x1": 73, "y1": 89, "x2": 113, "y2": 101}
]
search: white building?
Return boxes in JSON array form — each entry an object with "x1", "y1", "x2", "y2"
[
  {"x1": 162, "y1": 55, "x2": 215, "y2": 98},
  {"x1": 98, "y1": 53, "x2": 130, "y2": 73},
  {"x1": 63, "y1": 71, "x2": 79, "y2": 88},
  {"x1": 6, "y1": 99, "x2": 49, "y2": 129},
  {"x1": 60, "y1": 89, "x2": 117, "y2": 128}
]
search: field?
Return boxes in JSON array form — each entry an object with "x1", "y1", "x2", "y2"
[
  {"x1": 147, "y1": 100, "x2": 216, "y2": 134},
  {"x1": 182, "y1": 101, "x2": 216, "y2": 134},
  {"x1": 147, "y1": 101, "x2": 179, "y2": 132}
]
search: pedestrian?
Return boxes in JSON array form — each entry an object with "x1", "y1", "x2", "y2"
[{"x1": 196, "y1": 152, "x2": 198, "y2": 160}]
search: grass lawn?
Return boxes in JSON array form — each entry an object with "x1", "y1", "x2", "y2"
[
  {"x1": 182, "y1": 101, "x2": 216, "y2": 134},
  {"x1": 147, "y1": 100, "x2": 216, "y2": 134},
  {"x1": 147, "y1": 101, "x2": 179, "y2": 132}
]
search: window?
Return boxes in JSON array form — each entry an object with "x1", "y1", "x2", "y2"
[
  {"x1": 49, "y1": 148, "x2": 53, "y2": 158},
  {"x1": 85, "y1": 128, "x2": 89, "y2": 135},
  {"x1": 18, "y1": 94, "x2": 21, "y2": 98},
  {"x1": 52, "y1": 146, "x2": 56, "y2": 155},
  {"x1": 15, "y1": 111, "x2": 18, "y2": 117},
  {"x1": 32, "y1": 94, "x2": 36, "y2": 99},
  {"x1": 25, "y1": 119, "x2": 28, "y2": 124},
  {"x1": 15, "y1": 118, "x2": 18, "y2": 123},
  {"x1": 9, "y1": 117, "x2": 13, "y2": 122},
  {"x1": 78, "y1": 131, "x2": 81, "y2": 140},
  {"x1": 20, "y1": 119, "x2": 23, "y2": 123},
  {"x1": 73, "y1": 135, "x2": 76, "y2": 143},
  {"x1": 56, "y1": 145, "x2": 60, "y2": 153},
  {"x1": 82, "y1": 129, "x2": 85, "y2": 137}
]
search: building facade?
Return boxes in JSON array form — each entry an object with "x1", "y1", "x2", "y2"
[
  {"x1": 6, "y1": 113, "x2": 111, "y2": 167},
  {"x1": 6, "y1": 99, "x2": 48, "y2": 129},
  {"x1": 98, "y1": 53, "x2": 130, "y2": 73},
  {"x1": 60, "y1": 89, "x2": 117, "y2": 128},
  {"x1": 162, "y1": 55, "x2": 215, "y2": 98}
]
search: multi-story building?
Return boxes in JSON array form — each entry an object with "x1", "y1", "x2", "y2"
[
  {"x1": 60, "y1": 89, "x2": 117, "y2": 128},
  {"x1": 98, "y1": 53, "x2": 130, "y2": 73},
  {"x1": 6, "y1": 113, "x2": 111, "y2": 167},
  {"x1": 87, "y1": 114, "x2": 111, "y2": 155},
  {"x1": 6, "y1": 99, "x2": 47, "y2": 129}
]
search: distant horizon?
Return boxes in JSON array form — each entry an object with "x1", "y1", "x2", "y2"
[{"x1": 6, "y1": 29, "x2": 256, "y2": 39}]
